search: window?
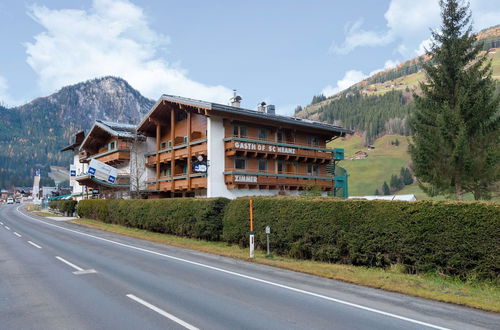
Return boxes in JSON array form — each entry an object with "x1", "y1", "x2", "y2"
[
  {"x1": 184, "y1": 136, "x2": 188, "y2": 144},
  {"x1": 313, "y1": 136, "x2": 319, "y2": 146},
  {"x1": 307, "y1": 164, "x2": 319, "y2": 176},
  {"x1": 183, "y1": 164, "x2": 187, "y2": 174},
  {"x1": 277, "y1": 131, "x2": 284, "y2": 142},
  {"x1": 306, "y1": 136, "x2": 312, "y2": 145},
  {"x1": 160, "y1": 141, "x2": 166, "y2": 149},
  {"x1": 258, "y1": 159, "x2": 267, "y2": 172},
  {"x1": 235, "y1": 157, "x2": 246, "y2": 169},
  {"x1": 233, "y1": 125, "x2": 248, "y2": 138},
  {"x1": 168, "y1": 140, "x2": 172, "y2": 147},
  {"x1": 108, "y1": 141, "x2": 116, "y2": 150},
  {"x1": 276, "y1": 160, "x2": 284, "y2": 173},
  {"x1": 258, "y1": 128, "x2": 267, "y2": 140}
]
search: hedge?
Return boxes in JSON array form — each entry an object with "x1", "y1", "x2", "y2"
[
  {"x1": 49, "y1": 200, "x2": 78, "y2": 215},
  {"x1": 77, "y1": 198, "x2": 229, "y2": 241},
  {"x1": 222, "y1": 197, "x2": 500, "y2": 282}
]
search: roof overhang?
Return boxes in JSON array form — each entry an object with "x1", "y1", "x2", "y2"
[
  {"x1": 138, "y1": 94, "x2": 354, "y2": 137},
  {"x1": 60, "y1": 131, "x2": 85, "y2": 152}
]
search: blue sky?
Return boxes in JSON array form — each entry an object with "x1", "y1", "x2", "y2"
[{"x1": 0, "y1": 0, "x2": 498, "y2": 115}]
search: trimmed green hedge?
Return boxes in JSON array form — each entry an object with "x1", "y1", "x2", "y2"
[
  {"x1": 49, "y1": 200, "x2": 77, "y2": 214},
  {"x1": 77, "y1": 198, "x2": 229, "y2": 241},
  {"x1": 223, "y1": 197, "x2": 500, "y2": 282},
  {"x1": 76, "y1": 196, "x2": 499, "y2": 281}
]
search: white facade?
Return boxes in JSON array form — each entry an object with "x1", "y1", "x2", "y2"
[
  {"x1": 207, "y1": 116, "x2": 301, "y2": 199},
  {"x1": 70, "y1": 150, "x2": 88, "y2": 200}
]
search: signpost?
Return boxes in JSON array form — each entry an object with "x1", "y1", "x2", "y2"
[
  {"x1": 265, "y1": 226, "x2": 271, "y2": 255},
  {"x1": 88, "y1": 159, "x2": 118, "y2": 184},
  {"x1": 249, "y1": 199, "x2": 254, "y2": 258}
]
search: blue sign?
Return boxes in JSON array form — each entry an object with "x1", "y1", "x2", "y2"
[
  {"x1": 88, "y1": 167, "x2": 96, "y2": 175},
  {"x1": 108, "y1": 175, "x2": 116, "y2": 183},
  {"x1": 70, "y1": 170, "x2": 76, "y2": 177}
]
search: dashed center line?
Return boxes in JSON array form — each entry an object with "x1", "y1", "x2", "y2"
[
  {"x1": 28, "y1": 241, "x2": 42, "y2": 249},
  {"x1": 55, "y1": 256, "x2": 84, "y2": 272},
  {"x1": 127, "y1": 294, "x2": 199, "y2": 330},
  {"x1": 13, "y1": 232, "x2": 21, "y2": 237},
  {"x1": 0, "y1": 221, "x2": 3, "y2": 225},
  {"x1": 5, "y1": 226, "x2": 10, "y2": 230}
]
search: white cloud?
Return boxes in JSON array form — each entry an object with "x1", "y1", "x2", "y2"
[
  {"x1": 331, "y1": 0, "x2": 440, "y2": 56},
  {"x1": 330, "y1": 19, "x2": 394, "y2": 55},
  {"x1": 333, "y1": 0, "x2": 499, "y2": 57},
  {"x1": 321, "y1": 70, "x2": 367, "y2": 97},
  {"x1": 24, "y1": 0, "x2": 233, "y2": 103},
  {"x1": 415, "y1": 38, "x2": 432, "y2": 56},
  {"x1": 321, "y1": 59, "x2": 400, "y2": 97},
  {"x1": 0, "y1": 75, "x2": 21, "y2": 107}
]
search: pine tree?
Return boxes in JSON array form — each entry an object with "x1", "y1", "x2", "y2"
[
  {"x1": 382, "y1": 181, "x2": 390, "y2": 195},
  {"x1": 374, "y1": 189, "x2": 380, "y2": 195},
  {"x1": 409, "y1": 0, "x2": 499, "y2": 200}
]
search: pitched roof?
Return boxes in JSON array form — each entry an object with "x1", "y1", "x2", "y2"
[
  {"x1": 138, "y1": 94, "x2": 354, "y2": 136},
  {"x1": 80, "y1": 120, "x2": 144, "y2": 152},
  {"x1": 60, "y1": 130, "x2": 85, "y2": 152}
]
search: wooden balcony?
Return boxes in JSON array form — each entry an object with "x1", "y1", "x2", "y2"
[
  {"x1": 224, "y1": 138, "x2": 333, "y2": 162},
  {"x1": 94, "y1": 150, "x2": 130, "y2": 165},
  {"x1": 223, "y1": 170, "x2": 333, "y2": 190},
  {"x1": 146, "y1": 174, "x2": 207, "y2": 191},
  {"x1": 145, "y1": 139, "x2": 207, "y2": 167}
]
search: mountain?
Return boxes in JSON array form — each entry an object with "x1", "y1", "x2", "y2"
[
  {"x1": 296, "y1": 25, "x2": 500, "y2": 144},
  {"x1": 0, "y1": 76, "x2": 154, "y2": 189}
]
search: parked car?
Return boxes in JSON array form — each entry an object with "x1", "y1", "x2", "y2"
[
  {"x1": 15, "y1": 198, "x2": 21, "y2": 203},
  {"x1": 7, "y1": 197, "x2": 14, "y2": 204}
]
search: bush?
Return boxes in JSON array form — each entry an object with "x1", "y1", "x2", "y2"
[
  {"x1": 49, "y1": 200, "x2": 77, "y2": 215},
  {"x1": 77, "y1": 198, "x2": 229, "y2": 241},
  {"x1": 222, "y1": 197, "x2": 499, "y2": 282}
]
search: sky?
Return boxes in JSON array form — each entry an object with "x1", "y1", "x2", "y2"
[{"x1": 0, "y1": 0, "x2": 498, "y2": 115}]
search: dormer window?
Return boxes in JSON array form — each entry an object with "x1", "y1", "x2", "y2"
[{"x1": 108, "y1": 141, "x2": 116, "y2": 150}]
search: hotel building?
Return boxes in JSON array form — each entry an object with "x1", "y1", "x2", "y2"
[{"x1": 137, "y1": 94, "x2": 352, "y2": 198}]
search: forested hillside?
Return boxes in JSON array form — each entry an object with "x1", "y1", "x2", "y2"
[
  {"x1": 0, "y1": 77, "x2": 153, "y2": 189},
  {"x1": 297, "y1": 25, "x2": 500, "y2": 144}
]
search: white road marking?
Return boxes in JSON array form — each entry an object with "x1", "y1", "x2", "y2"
[
  {"x1": 127, "y1": 294, "x2": 199, "y2": 330},
  {"x1": 73, "y1": 269, "x2": 97, "y2": 275},
  {"x1": 28, "y1": 241, "x2": 42, "y2": 249},
  {"x1": 5, "y1": 226, "x2": 10, "y2": 230},
  {"x1": 13, "y1": 232, "x2": 21, "y2": 237},
  {"x1": 55, "y1": 256, "x2": 84, "y2": 272},
  {"x1": 16, "y1": 206, "x2": 450, "y2": 330},
  {"x1": 0, "y1": 221, "x2": 3, "y2": 225}
]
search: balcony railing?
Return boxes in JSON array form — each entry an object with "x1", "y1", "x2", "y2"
[
  {"x1": 223, "y1": 170, "x2": 333, "y2": 189},
  {"x1": 224, "y1": 137, "x2": 333, "y2": 161}
]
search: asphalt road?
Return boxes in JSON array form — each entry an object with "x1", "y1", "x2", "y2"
[{"x1": 0, "y1": 204, "x2": 498, "y2": 330}]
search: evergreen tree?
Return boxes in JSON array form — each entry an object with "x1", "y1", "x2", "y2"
[
  {"x1": 374, "y1": 189, "x2": 380, "y2": 195},
  {"x1": 409, "y1": 0, "x2": 499, "y2": 200},
  {"x1": 382, "y1": 181, "x2": 390, "y2": 195}
]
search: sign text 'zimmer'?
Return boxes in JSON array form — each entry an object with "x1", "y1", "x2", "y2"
[{"x1": 234, "y1": 141, "x2": 296, "y2": 154}]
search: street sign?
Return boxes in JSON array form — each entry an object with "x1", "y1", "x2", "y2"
[
  {"x1": 265, "y1": 225, "x2": 271, "y2": 255},
  {"x1": 88, "y1": 159, "x2": 118, "y2": 184},
  {"x1": 265, "y1": 226, "x2": 271, "y2": 234}
]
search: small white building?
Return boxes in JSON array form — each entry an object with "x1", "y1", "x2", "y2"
[{"x1": 348, "y1": 194, "x2": 417, "y2": 201}]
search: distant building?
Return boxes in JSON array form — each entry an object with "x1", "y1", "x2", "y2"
[
  {"x1": 348, "y1": 194, "x2": 417, "y2": 201},
  {"x1": 350, "y1": 151, "x2": 368, "y2": 159}
]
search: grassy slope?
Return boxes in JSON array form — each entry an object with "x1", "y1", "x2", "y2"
[
  {"x1": 329, "y1": 134, "x2": 499, "y2": 200},
  {"x1": 330, "y1": 134, "x2": 411, "y2": 196}
]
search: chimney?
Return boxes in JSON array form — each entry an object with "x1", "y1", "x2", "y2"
[
  {"x1": 229, "y1": 90, "x2": 242, "y2": 107},
  {"x1": 257, "y1": 101, "x2": 266, "y2": 112},
  {"x1": 265, "y1": 104, "x2": 275, "y2": 115}
]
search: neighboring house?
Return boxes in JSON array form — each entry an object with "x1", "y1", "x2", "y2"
[
  {"x1": 348, "y1": 194, "x2": 417, "y2": 201},
  {"x1": 60, "y1": 131, "x2": 87, "y2": 200},
  {"x1": 73, "y1": 120, "x2": 146, "y2": 199},
  {"x1": 137, "y1": 94, "x2": 352, "y2": 198}
]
